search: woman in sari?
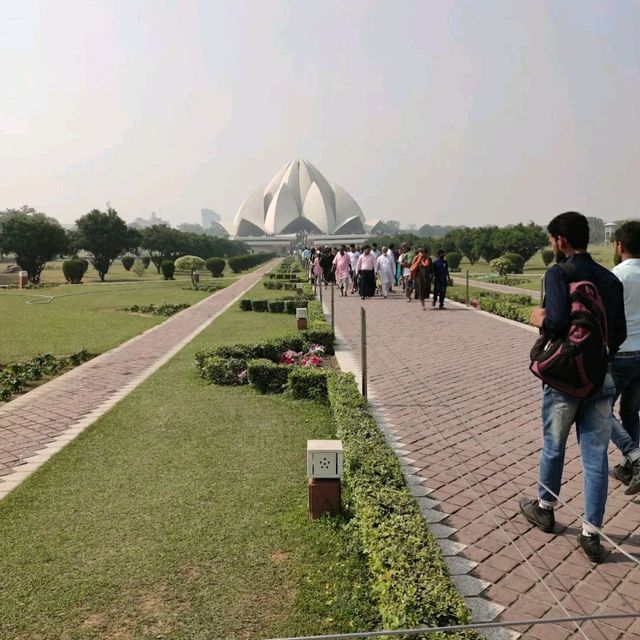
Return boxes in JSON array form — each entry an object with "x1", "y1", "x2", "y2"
[{"x1": 410, "y1": 247, "x2": 434, "y2": 310}]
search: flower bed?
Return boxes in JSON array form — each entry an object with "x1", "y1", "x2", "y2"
[
  {"x1": 1, "y1": 350, "x2": 92, "y2": 402},
  {"x1": 123, "y1": 303, "x2": 190, "y2": 317}
]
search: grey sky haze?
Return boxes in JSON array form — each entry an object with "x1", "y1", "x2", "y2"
[{"x1": 1, "y1": 0, "x2": 639, "y2": 229}]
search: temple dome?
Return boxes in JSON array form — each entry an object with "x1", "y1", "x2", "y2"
[{"x1": 232, "y1": 160, "x2": 364, "y2": 236}]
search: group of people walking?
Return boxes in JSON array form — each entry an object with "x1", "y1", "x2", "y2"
[{"x1": 302, "y1": 243, "x2": 452, "y2": 310}]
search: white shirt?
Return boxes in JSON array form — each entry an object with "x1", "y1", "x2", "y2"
[
  {"x1": 612, "y1": 258, "x2": 640, "y2": 352},
  {"x1": 348, "y1": 250, "x2": 360, "y2": 271}
]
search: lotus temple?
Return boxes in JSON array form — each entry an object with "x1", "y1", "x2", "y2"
[{"x1": 228, "y1": 160, "x2": 381, "y2": 251}]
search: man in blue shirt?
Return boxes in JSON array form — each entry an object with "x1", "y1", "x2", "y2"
[
  {"x1": 609, "y1": 221, "x2": 640, "y2": 495},
  {"x1": 519, "y1": 212, "x2": 626, "y2": 563}
]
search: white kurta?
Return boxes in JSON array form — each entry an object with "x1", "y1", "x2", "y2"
[{"x1": 376, "y1": 254, "x2": 395, "y2": 288}]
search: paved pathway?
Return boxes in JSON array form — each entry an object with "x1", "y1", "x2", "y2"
[
  {"x1": 0, "y1": 262, "x2": 276, "y2": 499},
  {"x1": 451, "y1": 275, "x2": 542, "y2": 301},
  {"x1": 329, "y1": 289, "x2": 640, "y2": 640}
]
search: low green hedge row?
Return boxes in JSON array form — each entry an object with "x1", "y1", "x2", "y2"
[
  {"x1": 1, "y1": 350, "x2": 92, "y2": 402},
  {"x1": 264, "y1": 280, "x2": 305, "y2": 290},
  {"x1": 184, "y1": 284, "x2": 223, "y2": 293},
  {"x1": 123, "y1": 303, "x2": 190, "y2": 317},
  {"x1": 267, "y1": 273, "x2": 301, "y2": 280},
  {"x1": 326, "y1": 373, "x2": 477, "y2": 637},
  {"x1": 227, "y1": 252, "x2": 275, "y2": 273},
  {"x1": 239, "y1": 298, "x2": 309, "y2": 314},
  {"x1": 449, "y1": 289, "x2": 533, "y2": 324}
]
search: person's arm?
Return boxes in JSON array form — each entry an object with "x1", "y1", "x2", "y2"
[
  {"x1": 541, "y1": 265, "x2": 569, "y2": 335},
  {"x1": 611, "y1": 279, "x2": 627, "y2": 355},
  {"x1": 356, "y1": 255, "x2": 362, "y2": 274},
  {"x1": 444, "y1": 260, "x2": 450, "y2": 280}
]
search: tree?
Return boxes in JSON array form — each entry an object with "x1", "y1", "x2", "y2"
[
  {"x1": 495, "y1": 222, "x2": 547, "y2": 263},
  {"x1": 0, "y1": 206, "x2": 67, "y2": 283},
  {"x1": 76, "y1": 208, "x2": 131, "y2": 281},
  {"x1": 541, "y1": 248, "x2": 555, "y2": 267},
  {"x1": 475, "y1": 227, "x2": 502, "y2": 263},
  {"x1": 140, "y1": 224, "x2": 185, "y2": 273},
  {"x1": 586, "y1": 217, "x2": 605, "y2": 244},
  {"x1": 175, "y1": 255, "x2": 205, "y2": 285},
  {"x1": 177, "y1": 223, "x2": 205, "y2": 235},
  {"x1": 452, "y1": 227, "x2": 480, "y2": 265}
]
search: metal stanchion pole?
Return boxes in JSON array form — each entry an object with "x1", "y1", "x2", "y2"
[
  {"x1": 361, "y1": 307, "x2": 367, "y2": 398},
  {"x1": 319, "y1": 276, "x2": 323, "y2": 306},
  {"x1": 331, "y1": 281, "x2": 335, "y2": 332},
  {"x1": 466, "y1": 269, "x2": 470, "y2": 307}
]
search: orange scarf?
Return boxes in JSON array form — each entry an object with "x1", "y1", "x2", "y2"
[{"x1": 410, "y1": 255, "x2": 431, "y2": 278}]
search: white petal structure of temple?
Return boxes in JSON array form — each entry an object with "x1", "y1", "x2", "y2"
[{"x1": 232, "y1": 160, "x2": 365, "y2": 237}]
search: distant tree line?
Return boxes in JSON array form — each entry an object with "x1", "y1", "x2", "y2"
[{"x1": 0, "y1": 206, "x2": 249, "y2": 283}]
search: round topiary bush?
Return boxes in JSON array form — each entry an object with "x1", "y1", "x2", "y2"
[
  {"x1": 161, "y1": 260, "x2": 175, "y2": 280},
  {"x1": 445, "y1": 252, "x2": 462, "y2": 270},
  {"x1": 62, "y1": 259, "x2": 85, "y2": 284},
  {"x1": 142, "y1": 256, "x2": 151, "y2": 268},
  {"x1": 80, "y1": 259, "x2": 89, "y2": 276},
  {"x1": 541, "y1": 248, "x2": 554, "y2": 267},
  {"x1": 205, "y1": 257, "x2": 225, "y2": 277},
  {"x1": 121, "y1": 256, "x2": 135, "y2": 271},
  {"x1": 502, "y1": 252, "x2": 525, "y2": 274}
]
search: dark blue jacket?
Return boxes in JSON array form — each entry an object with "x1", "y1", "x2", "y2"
[
  {"x1": 433, "y1": 258, "x2": 449, "y2": 282},
  {"x1": 543, "y1": 253, "x2": 626, "y2": 356}
]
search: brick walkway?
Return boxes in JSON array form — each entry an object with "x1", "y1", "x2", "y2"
[
  {"x1": 329, "y1": 288, "x2": 640, "y2": 640},
  {"x1": 0, "y1": 262, "x2": 275, "y2": 499}
]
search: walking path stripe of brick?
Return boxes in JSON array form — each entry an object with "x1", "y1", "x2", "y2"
[
  {"x1": 325, "y1": 287, "x2": 640, "y2": 640},
  {"x1": 0, "y1": 261, "x2": 277, "y2": 501}
]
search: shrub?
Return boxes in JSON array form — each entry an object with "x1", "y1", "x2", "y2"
[
  {"x1": 62, "y1": 259, "x2": 85, "y2": 284},
  {"x1": 199, "y1": 356, "x2": 247, "y2": 385},
  {"x1": 205, "y1": 257, "x2": 225, "y2": 277},
  {"x1": 541, "y1": 248, "x2": 555, "y2": 267},
  {"x1": 175, "y1": 255, "x2": 206, "y2": 273},
  {"x1": 161, "y1": 260, "x2": 175, "y2": 280},
  {"x1": 502, "y1": 252, "x2": 525, "y2": 273},
  {"x1": 287, "y1": 367, "x2": 328, "y2": 402},
  {"x1": 228, "y1": 252, "x2": 275, "y2": 273},
  {"x1": 132, "y1": 260, "x2": 146, "y2": 277},
  {"x1": 445, "y1": 252, "x2": 462, "y2": 270},
  {"x1": 268, "y1": 300, "x2": 285, "y2": 313},
  {"x1": 247, "y1": 359, "x2": 290, "y2": 394},
  {"x1": 142, "y1": 256, "x2": 151, "y2": 268},
  {"x1": 121, "y1": 256, "x2": 135, "y2": 271},
  {"x1": 251, "y1": 299, "x2": 269, "y2": 312},
  {"x1": 302, "y1": 326, "x2": 335, "y2": 354},
  {"x1": 123, "y1": 303, "x2": 190, "y2": 316},
  {"x1": 490, "y1": 256, "x2": 517, "y2": 277},
  {"x1": 80, "y1": 259, "x2": 89, "y2": 276},
  {"x1": 284, "y1": 299, "x2": 307, "y2": 314},
  {"x1": 326, "y1": 373, "x2": 476, "y2": 634},
  {"x1": 239, "y1": 299, "x2": 253, "y2": 311}
]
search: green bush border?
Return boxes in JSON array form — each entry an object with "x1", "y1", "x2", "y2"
[{"x1": 327, "y1": 373, "x2": 477, "y2": 637}]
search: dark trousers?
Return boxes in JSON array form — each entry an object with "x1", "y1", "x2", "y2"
[{"x1": 433, "y1": 279, "x2": 447, "y2": 305}]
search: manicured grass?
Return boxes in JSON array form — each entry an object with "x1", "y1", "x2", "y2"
[
  {"x1": 0, "y1": 275, "x2": 376, "y2": 639},
  {"x1": 0, "y1": 279, "x2": 239, "y2": 362}
]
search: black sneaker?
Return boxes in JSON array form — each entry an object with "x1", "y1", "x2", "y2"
[
  {"x1": 518, "y1": 497, "x2": 555, "y2": 533},
  {"x1": 578, "y1": 533, "x2": 608, "y2": 563},
  {"x1": 625, "y1": 460, "x2": 640, "y2": 495},
  {"x1": 610, "y1": 463, "x2": 632, "y2": 486}
]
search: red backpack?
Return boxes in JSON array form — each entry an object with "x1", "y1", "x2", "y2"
[{"x1": 529, "y1": 263, "x2": 609, "y2": 399}]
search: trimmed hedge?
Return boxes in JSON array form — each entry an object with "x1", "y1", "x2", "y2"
[
  {"x1": 228, "y1": 252, "x2": 274, "y2": 273},
  {"x1": 62, "y1": 259, "x2": 85, "y2": 284},
  {"x1": 247, "y1": 359, "x2": 290, "y2": 394},
  {"x1": 264, "y1": 280, "x2": 303, "y2": 291},
  {"x1": 239, "y1": 298, "x2": 308, "y2": 314},
  {"x1": 445, "y1": 252, "x2": 462, "y2": 270},
  {"x1": 287, "y1": 367, "x2": 328, "y2": 402},
  {"x1": 123, "y1": 303, "x2": 190, "y2": 317},
  {"x1": 268, "y1": 300, "x2": 285, "y2": 313},
  {"x1": 161, "y1": 260, "x2": 175, "y2": 280},
  {"x1": 327, "y1": 373, "x2": 476, "y2": 637},
  {"x1": 142, "y1": 256, "x2": 151, "y2": 268},
  {"x1": 121, "y1": 256, "x2": 135, "y2": 271},
  {"x1": 205, "y1": 257, "x2": 225, "y2": 277},
  {"x1": 239, "y1": 299, "x2": 253, "y2": 311},
  {"x1": 251, "y1": 299, "x2": 269, "y2": 312},
  {"x1": 199, "y1": 356, "x2": 247, "y2": 386}
]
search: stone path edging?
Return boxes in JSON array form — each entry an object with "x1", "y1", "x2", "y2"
[{"x1": 0, "y1": 261, "x2": 277, "y2": 501}]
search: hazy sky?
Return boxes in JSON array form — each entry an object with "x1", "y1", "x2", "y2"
[{"x1": 1, "y1": 0, "x2": 639, "y2": 229}]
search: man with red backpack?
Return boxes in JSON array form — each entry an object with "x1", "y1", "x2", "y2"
[{"x1": 520, "y1": 212, "x2": 627, "y2": 563}]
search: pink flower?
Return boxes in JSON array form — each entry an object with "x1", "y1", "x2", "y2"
[
  {"x1": 280, "y1": 350, "x2": 302, "y2": 365},
  {"x1": 302, "y1": 354, "x2": 323, "y2": 367}
]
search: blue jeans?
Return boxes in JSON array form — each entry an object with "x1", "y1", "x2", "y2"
[
  {"x1": 538, "y1": 374, "x2": 616, "y2": 528},
  {"x1": 610, "y1": 353, "x2": 640, "y2": 459}
]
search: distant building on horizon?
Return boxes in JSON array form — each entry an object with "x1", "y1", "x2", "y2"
[
  {"x1": 201, "y1": 208, "x2": 221, "y2": 228},
  {"x1": 130, "y1": 211, "x2": 169, "y2": 229}
]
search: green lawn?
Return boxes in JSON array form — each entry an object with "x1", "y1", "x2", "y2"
[
  {"x1": 0, "y1": 278, "x2": 241, "y2": 362},
  {"x1": 0, "y1": 278, "x2": 376, "y2": 640}
]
